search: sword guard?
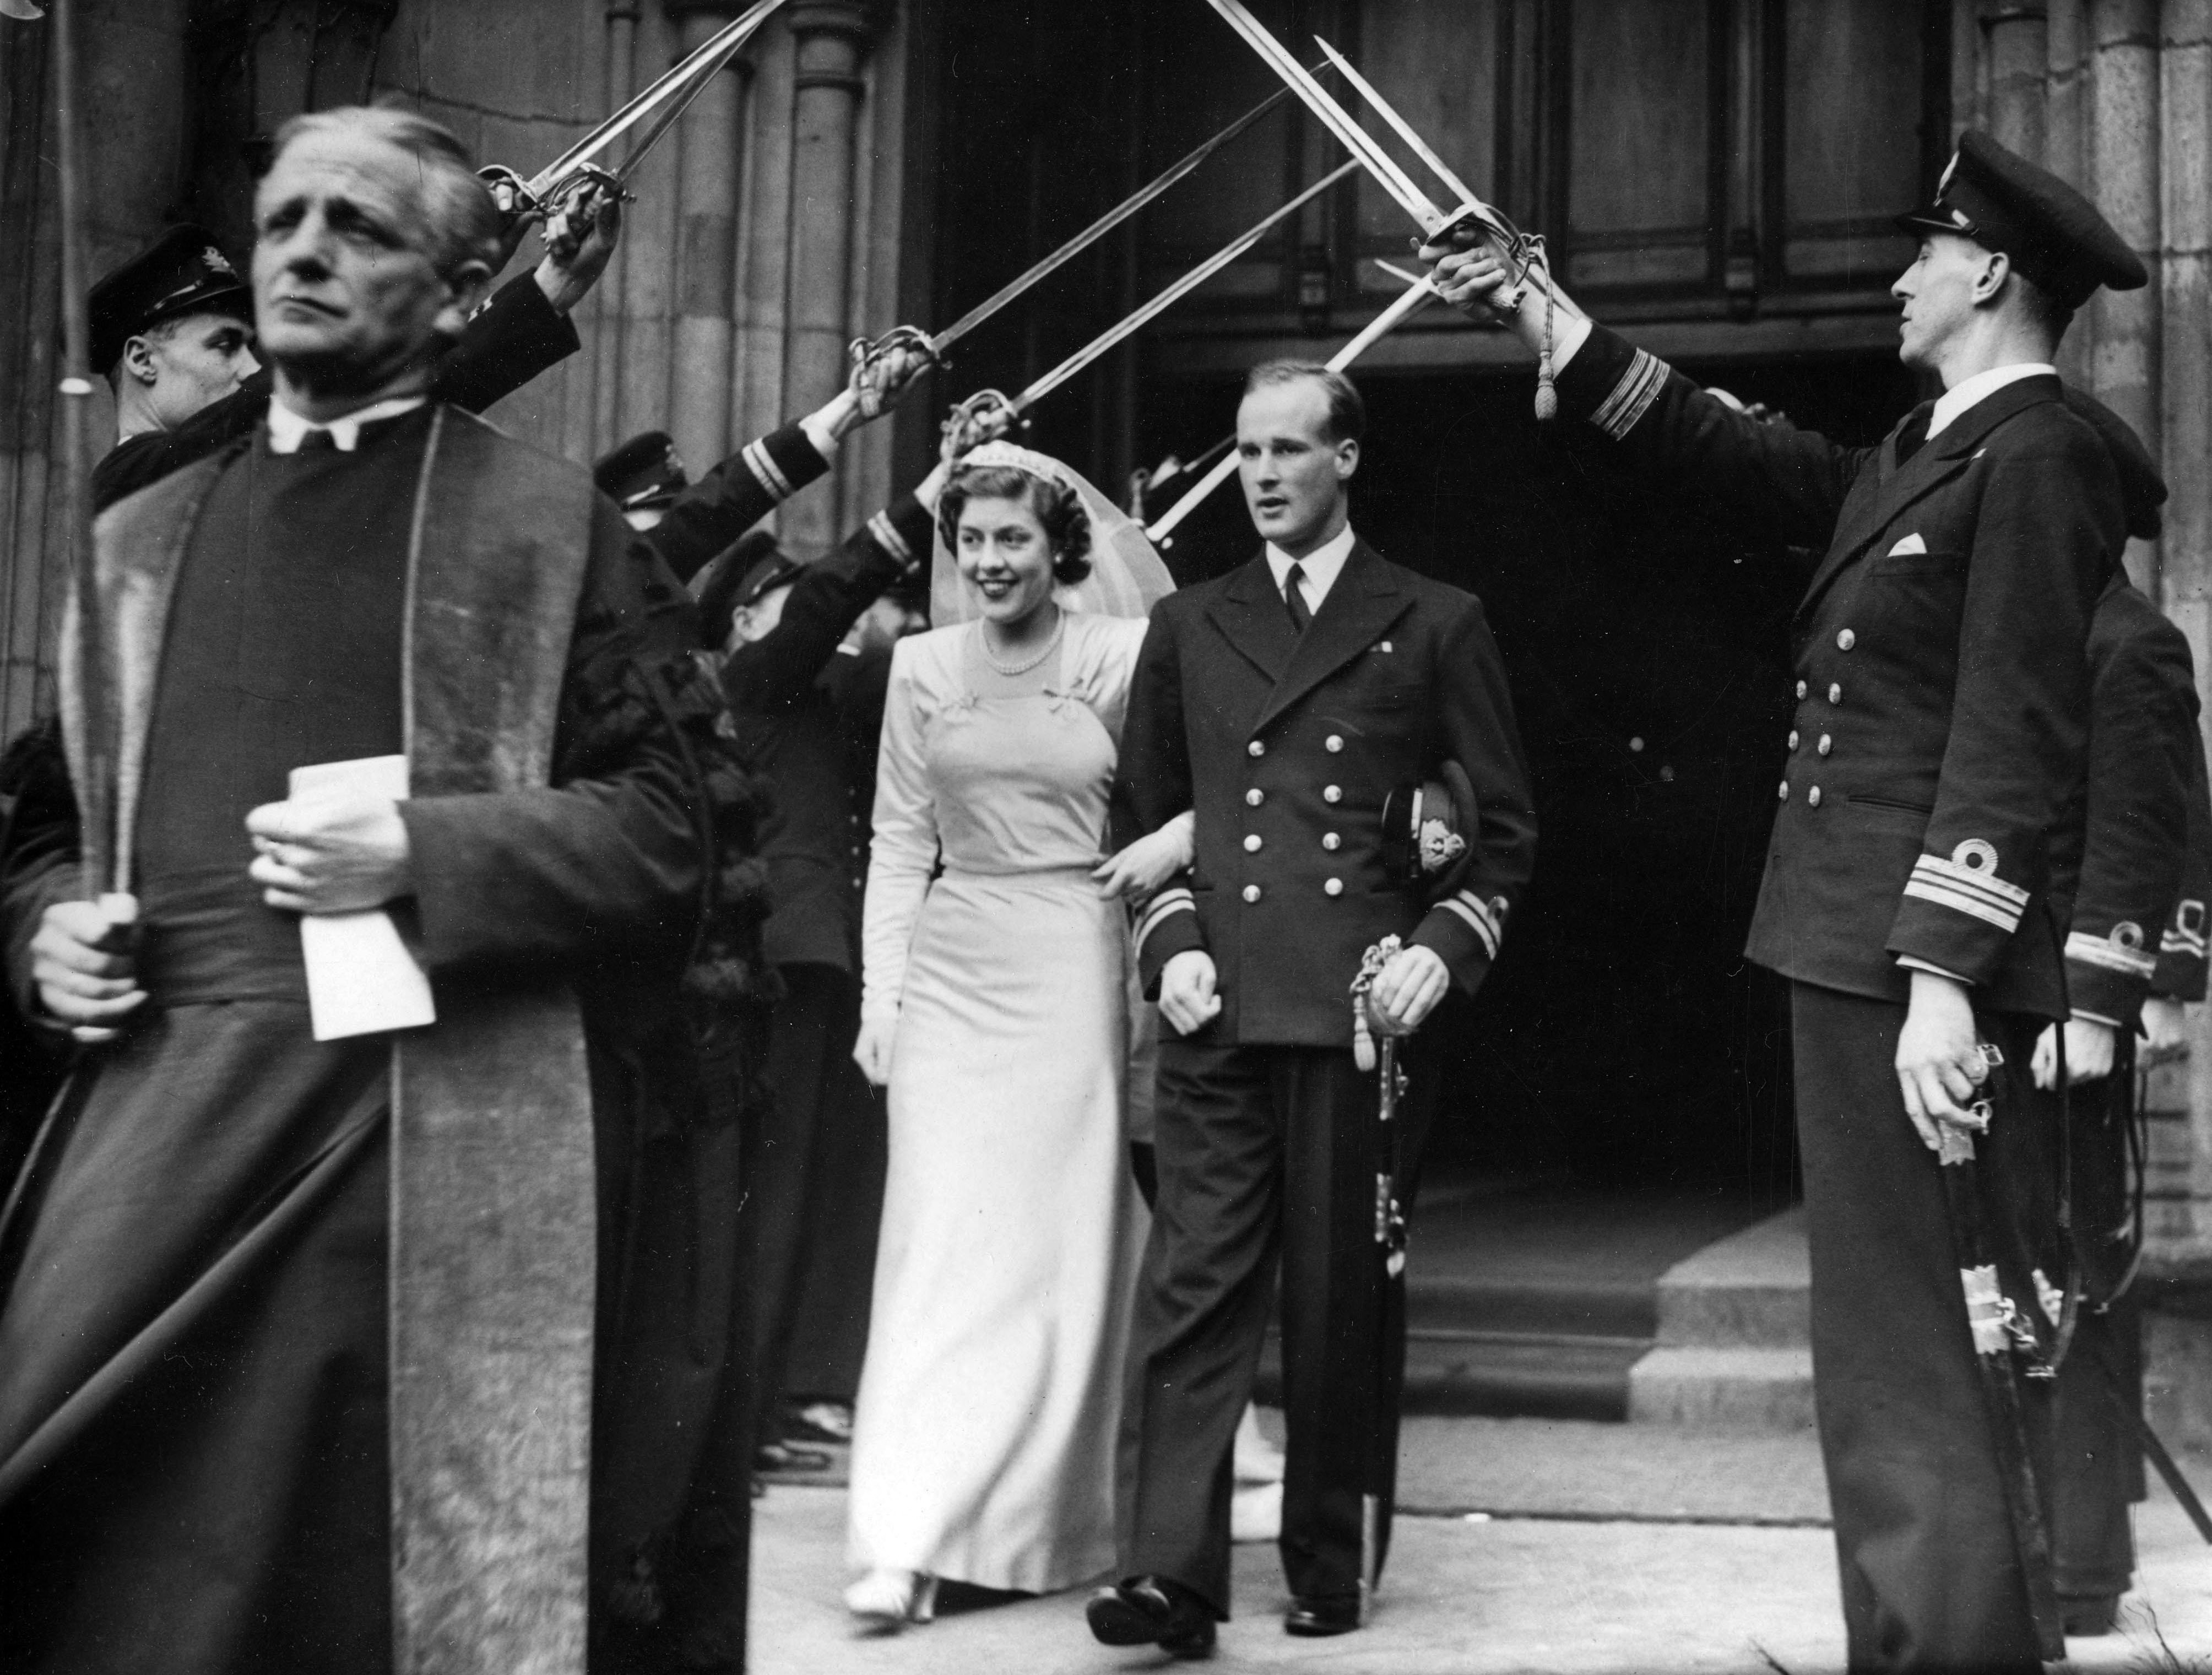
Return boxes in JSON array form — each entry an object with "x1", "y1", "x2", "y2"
[
  {"x1": 850, "y1": 323, "x2": 943, "y2": 383},
  {"x1": 943, "y1": 389, "x2": 1021, "y2": 459}
]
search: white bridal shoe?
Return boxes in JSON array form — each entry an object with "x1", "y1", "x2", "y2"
[{"x1": 844, "y1": 1568, "x2": 938, "y2": 1631}]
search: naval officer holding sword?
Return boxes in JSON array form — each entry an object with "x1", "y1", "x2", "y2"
[{"x1": 1426, "y1": 130, "x2": 2145, "y2": 1671}]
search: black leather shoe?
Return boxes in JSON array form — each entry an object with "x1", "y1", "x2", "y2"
[
  {"x1": 1284, "y1": 1593, "x2": 1362, "y2": 1636},
  {"x1": 1086, "y1": 1576, "x2": 1216, "y2": 1658}
]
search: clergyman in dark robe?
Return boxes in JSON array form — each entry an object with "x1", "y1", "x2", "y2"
[{"x1": 0, "y1": 106, "x2": 769, "y2": 1675}]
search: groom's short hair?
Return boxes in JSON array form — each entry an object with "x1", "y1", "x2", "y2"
[{"x1": 1244, "y1": 360, "x2": 1365, "y2": 446}]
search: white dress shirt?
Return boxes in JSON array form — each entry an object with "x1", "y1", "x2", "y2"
[
  {"x1": 1265, "y1": 524, "x2": 1357, "y2": 619},
  {"x1": 1925, "y1": 361, "x2": 2056, "y2": 439},
  {"x1": 265, "y1": 393, "x2": 429, "y2": 454}
]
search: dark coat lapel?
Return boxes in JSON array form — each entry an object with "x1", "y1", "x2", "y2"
[
  {"x1": 1798, "y1": 375, "x2": 2061, "y2": 619},
  {"x1": 1255, "y1": 540, "x2": 1414, "y2": 734},
  {"x1": 1203, "y1": 553, "x2": 1299, "y2": 685}
]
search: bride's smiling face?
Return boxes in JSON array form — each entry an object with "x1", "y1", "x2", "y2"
[{"x1": 955, "y1": 495, "x2": 1058, "y2": 629}]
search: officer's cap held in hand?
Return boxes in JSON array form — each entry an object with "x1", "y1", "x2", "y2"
[
  {"x1": 1897, "y1": 131, "x2": 2145, "y2": 310},
  {"x1": 88, "y1": 224, "x2": 251, "y2": 374}
]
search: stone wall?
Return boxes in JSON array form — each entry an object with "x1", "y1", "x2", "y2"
[{"x1": 373, "y1": 0, "x2": 912, "y2": 558}]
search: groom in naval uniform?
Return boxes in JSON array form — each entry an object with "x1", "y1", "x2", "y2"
[
  {"x1": 1425, "y1": 131, "x2": 2146, "y2": 1671},
  {"x1": 1092, "y1": 361, "x2": 1537, "y2": 1652}
]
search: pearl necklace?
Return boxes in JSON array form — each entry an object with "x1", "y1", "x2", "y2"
[{"x1": 979, "y1": 609, "x2": 1064, "y2": 676}]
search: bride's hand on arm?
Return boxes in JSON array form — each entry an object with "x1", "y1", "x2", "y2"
[
  {"x1": 853, "y1": 1015, "x2": 897, "y2": 1087},
  {"x1": 1093, "y1": 810, "x2": 1195, "y2": 899}
]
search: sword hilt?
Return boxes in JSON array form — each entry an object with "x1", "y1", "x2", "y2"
[
  {"x1": 850, "y1": 323, "x2": 942, "y2": 381},
  {"x1": 942, "y1": 388, "x2": 1022, "y2": 459}
]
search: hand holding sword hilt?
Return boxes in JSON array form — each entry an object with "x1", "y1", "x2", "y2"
[
  {"x1": 941, "y1": 389, "x2": 1022, "y2": 462},
  {"x1": 846, "y1": 328, "x2": 935, "y2": 419},
  {"x1": 479, "y1": 164, "x2": 547, "y2": 236},
  {"x1": 1349, "y1": 934, "x2": 1409, "y2": 1072}
]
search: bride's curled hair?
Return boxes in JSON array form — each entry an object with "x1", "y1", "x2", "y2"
[{"x1": 937, "y1": 463, "x2": 1094, "y2": 584}]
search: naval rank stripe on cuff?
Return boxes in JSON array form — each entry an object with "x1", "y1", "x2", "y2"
[
  {"x1": 1439, "y1": 890, "x2": 1500, "y2": 960},
  {"x1": 1135, "y1": 887, "x2": 1195, "y2": 956},
  {"x1": 2065, "y1": 930, "x2": 2158, "y2": 979},
  {"x1": 1902, "y1": 853, "x2": 2029, "y2": 933},
  {"x1": 2163, "y1": 925, "x2": 2209, "y2": 958},
  {"x1": 1590, "y1": 349, "x2": 1667, "y2": 441},
  {"x1": 868, "y1": 509, "x2": 915, "y2": 568},
  {"x1": 742, "y1": 437, "x2": 795, "y2": 500}
]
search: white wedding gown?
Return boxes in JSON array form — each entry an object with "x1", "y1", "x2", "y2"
[{"x1": 849, "y1": 612, "x2": 1150, "y2": 1592}]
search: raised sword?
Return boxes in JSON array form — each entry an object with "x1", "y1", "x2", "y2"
[
  {"x1": 1144, "y1": 265, "x2": 1436, "y2": 544},
  {"x1": 851, "y1": 80, "x2": 1304, "y2": 378},
  {"x1": 943, "y1": 161, "x2": 1358, "y2": 452},
  {"x1": 478, "y1": 0, "x2": 789, "y2": 222}
]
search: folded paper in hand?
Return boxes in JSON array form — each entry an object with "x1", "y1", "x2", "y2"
[{"x1": 288, "y1": 755, "x2": 436, "y2": 1042}]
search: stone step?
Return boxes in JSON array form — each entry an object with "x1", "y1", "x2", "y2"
[
  {"x1": 1628, "y1": 1345, "x2": 1819, "y2": 1430},
  {"x1": 1653, "y1": 1206, "x2": 1810, "y2": 1349}
]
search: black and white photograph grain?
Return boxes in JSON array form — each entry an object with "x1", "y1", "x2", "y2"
[{"x1": 3, "y1": 2, "x2": 2211, "y2": 1671}]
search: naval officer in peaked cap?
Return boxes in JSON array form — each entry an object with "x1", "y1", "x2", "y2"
[{"x1": 1427, "y1": 131, "x2": 2146, "y2": 1671}]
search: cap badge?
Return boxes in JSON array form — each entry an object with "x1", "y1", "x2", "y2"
[
  {"x1": 203, "y1": 246, "x2": 235, "y2": 276},
  {"x1": 1417, "y1": 818, "x2": 1466, "y2": 874}
]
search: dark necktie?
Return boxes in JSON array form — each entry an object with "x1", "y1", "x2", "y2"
[
  {"x1": 1283, "y1": 561, "x2": 1311, "y2": 634},
  {"x1": 1894, "y1": 399, "x2": 1937, "y2": 465},
  {"x1": 294, "y1": 426, "x2": 338, "y2": 454}
]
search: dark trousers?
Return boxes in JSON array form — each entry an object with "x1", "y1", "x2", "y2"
[
  {"x1": 1121, "y1": 1037, "x2": 1435, "y2": 1617},
  {"x1": 2050, "y1": 1049, "x2": 2144, "y2": 1609},
  {"x1": 740, "y1": 963, "x2": 863, "y2": 1448},
  {"x1": 1791, "y1": 983, "x2": 2057, "y2": 1675}
]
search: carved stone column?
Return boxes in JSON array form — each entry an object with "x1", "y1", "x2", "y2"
[
  {"x1": 664, "y1": 1, "x2": 755, "y2": 471},
  {"x1": 2089, "y1": 0, "x2": 2162, "y2": 587},
  {"x1": 780, "y1": 0, "x2": 878, "y2": 555},
  {"x1": 1983, "y1": 3, "x2": 2051, "y2": 158}
]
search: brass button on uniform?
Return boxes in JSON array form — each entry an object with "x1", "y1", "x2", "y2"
[
  {"x1": 1322, "y1": 833, "x2": 1341, "y2": 851},
  {"x1": 1836, "y1": 628, "x2": 1856, "y2": 651},
  {"x1": 1246, "y1": 788, "x2": 1264, "y2": 807},
  {"x1": 1324, "y1": 878, "x2": 1344, "y2": 897},
  {"x1": 1787, "y1": 730, "x2": 1799, "y2": 751},
  {"x1": 1807, "y1": 786, "x2": 1823, "y2": 807},
  {"x1": 1818, "y1": 734, "x2": 1832, "y2": 756},
  {"x1": 1248, "y1": 740, "x2": 1266, "y2": 758},
  {"x1": 1325, "y1": 734, "x2": 1344, "y2": 754},
  {"x1": 1324, "y1": 785, "x2": 1342, "y2": 804},
  {"x1": 1243, "y1": 833, "x2": 1263, "y2": 853},
  {"x1": 1778, "y1": 780, "x2": 1790, "y2": 801},
  {"x1": 1796, "y1": 680, "x2": 1808, "y2": 699},
  {"x1": 1828, "y1": 682, "x2": 1842, "y2": 704},
  {"x1": 1242, "y1": 884, "x2": 1262, "y2": 903}
]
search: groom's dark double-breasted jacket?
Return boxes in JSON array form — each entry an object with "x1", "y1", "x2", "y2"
[{"x1": 1114, "y1": 539, "x2": 1537, "y2": 1042}]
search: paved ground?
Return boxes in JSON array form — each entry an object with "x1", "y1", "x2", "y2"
[{"x1": 750, "y1": 1416, "x2": 2212, "y2": 1674}]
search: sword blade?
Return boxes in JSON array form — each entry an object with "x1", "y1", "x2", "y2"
[
  {"x1": 1012, "y1": 160, "x2": 1358, "y2": 414},
  {"x1": 529, "y1": 0, "x2": 788, "y2": 198},
  {"x1": 929, "y1": 81, "x2": 1300, "y2": 356},
  {"x1": 1314, "y1": 37, "x2": 1483, "y2": 214},
  {"x1": 1144, "y1": 273, "x2": 1432, "y2": 543},
  {"x1": 607, "y1": 14, "x2": 765, "y2": 188},
  {"x1": 1201, "y1": 0, "x2": 1446, "y2": 234}
]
